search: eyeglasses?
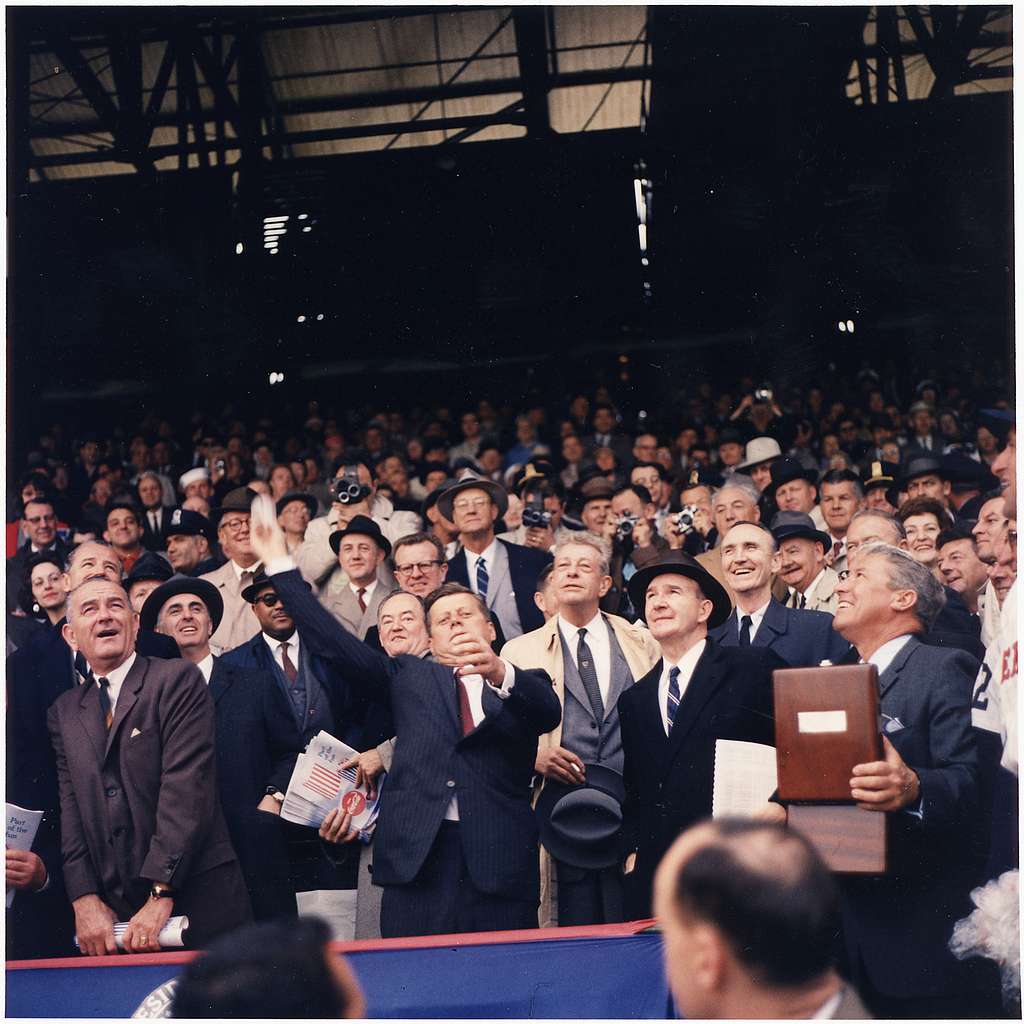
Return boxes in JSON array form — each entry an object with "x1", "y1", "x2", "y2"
[
  {"x1": 394, "y1": 560, "x2": 443, "y2": 576},
  {"x1": 255, "y1": 593, "x2": 282, "y2": 608},
  {"x1": 453, "y1": 497, "x2": 490, "y2": 511},
  {"x1": 837, "y1": 570, "x2": 850, "y2": 581},
  {"x1": 25, "y1": 514, "x2": 56, "y2": 524},
  {"x1": 220, "y1": 517, "x2": 250, "y2": 534}
]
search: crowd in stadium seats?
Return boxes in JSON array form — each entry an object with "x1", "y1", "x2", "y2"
[{"x1": 5, "y1": 371, "x2": 1018, "y2": 1018}]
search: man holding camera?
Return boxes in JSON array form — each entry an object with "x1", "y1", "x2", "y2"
[
  {"x1": 499, "y1": 469, "x2": 572, "y2": 553},
  {"x1": 603, "y1": 485, "x2": 669, "y2": 621},
  {"x1": 295, "y1": 460, "x2": 420, "y2": 596}
]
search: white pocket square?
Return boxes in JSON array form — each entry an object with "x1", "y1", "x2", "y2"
[{"x1": 130, "y1": 727, "x2": 142, "y2": 738}]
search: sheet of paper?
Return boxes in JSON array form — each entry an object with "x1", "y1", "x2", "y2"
[
  {"x1": 74, "y1": 915, "x2": 190, "y2": 950},
  {"x1": 712, "y1": 739, "x2": 778, "y2": 819},
  {"x1": 6, "y1": 803, "x2": 44, "y2": 908},
  {"x1": 281, "y1": 731, "x2": 380, "y2": 832}
]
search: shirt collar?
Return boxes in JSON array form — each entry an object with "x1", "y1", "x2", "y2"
[
  {"x1": 263, "y1": 630, "x2": 299, "y2": 655},
  {"x1": 557, "y1": 610, "x2": 604, "y2": 647},
  {"x1": 349, "y1": 578, "x2": 377, "y2": 599},
  {"x1": 471, "y1": 537, "x2": 499, "y2": 567},
  {"x1": 867, "y1": 634, "x2": 914, "y2": 676},
  {"x1": 103, "y1": 650, "x2": 138, "y2": 688},
  {"x1": 230, "y1": 560, "x2": 259, "y2": 580},
  {"x1": 196, "y1": 653, "x2": 215, "y2": 684},
  {"x1": 661, "y1": 637, "x2": 707, "y2": 680}
]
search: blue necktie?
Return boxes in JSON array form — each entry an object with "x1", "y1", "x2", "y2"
[
  {"x1": 666, "y1": 666, "x2": 681, "y2": 734},
  {"x1": 739, "y1": 615, "x2": 752, "y2": 647},
  {"x1": 476, "y1": 556, "x2": 489, "y2": 601}
]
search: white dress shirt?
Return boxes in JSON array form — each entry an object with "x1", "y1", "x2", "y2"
[
  {"x1": 866, "y1": 634, "x2": 913, "y2": 675},
  {"x1": 657, "y1": 639, "x2": 707, "y2": 735},
  {"x1": 466, "y1": 538, "x2": 499, "y2": 596},
  {"x1": 231, "y1": 560, "x2": 260, "y2": 582},
  {"x1": 101, "y1": 651, "x2": 138, "y2": 714},
  {"x1": 348, "y1": 579, "x2": 377, "y2": 607},
  {"x1": 558, "y1": 611, "x2": 612, "y2": 704},
  {"x1": 196, "y1": 653, "x2": 215, "y2": 684},
  {"x1": 792, "y1": 568, "x2": 829, "y2": 608},
  {"x1": 737, "y1": 599, "x2": 771, "y2": 643},
  {"x1": 263, "y1": 630, "x2": 300, "y2": 672}
]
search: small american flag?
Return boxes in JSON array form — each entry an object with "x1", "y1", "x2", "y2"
[{"x1": 307, "y1": 763, "x2": 342, "y2": 801}]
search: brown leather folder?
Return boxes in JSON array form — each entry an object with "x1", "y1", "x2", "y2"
[{"x1": 774, "y1": 664, "x2": 882, "y2": 801}]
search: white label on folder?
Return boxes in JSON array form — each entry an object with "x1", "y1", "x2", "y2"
[{"x1": 797, "y1": 710, "x2": 848, "y2": 733}]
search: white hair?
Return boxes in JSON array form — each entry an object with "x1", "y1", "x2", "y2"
[
  {"x1": 552, "y1": 533, "x2": 611, "y2": 576},
  {"x1": 712, "y1": 476, "x2": 760, "y2": 506}
]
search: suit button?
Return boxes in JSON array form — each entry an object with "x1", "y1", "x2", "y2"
[
  {"x1": 113, "y1": 827, "x2": 125, "y2": 837},
  {"x1": 446, "y1": 780, "x2": 456, "y2": 788},
  {"x1": 592, "y1": 723, "x2": 598, "y2": 730},
  {"x1": 106, "y1": 787, "x2": 118, "y2": 797}
]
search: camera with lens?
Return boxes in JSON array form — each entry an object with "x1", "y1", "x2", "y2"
[
  {"x1": 753, "y1": 383, "x2": 774, "y2": 403},
  {"x1": 522, "y1": 498, "x2": 553, "y2": 530},
  {"x1": 615, "y1": 512, "x2": 640, "y2": 544},
  {"x1": 673, "y1": 504, "x2": 700, "y2": 535},
  {"x1": 332, "y1": 467, "x2": 371, "y2": 505}
]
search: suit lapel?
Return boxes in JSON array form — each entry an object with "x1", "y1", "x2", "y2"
[
  {"x1": 636, "y1": 661, "x2": 671, "y2": 768},
  {"x1": 104, "y1": 656, "x2": 148, "y2": 760},
  {"x1": 602, "y1": 616, "x2": 634, "y2": 721},
  {"x1": 753, "y1": 599, "x2": 786, "y2": 649},
  {"x1": 716, "y1": 611, "x2": 739, "y2": 647},
  {"x1": 878, "y1": 636, "x2": 919, "y2": 700},
  {"x1": 208, "y1": 658, "x2": 233, "y2": 704},
  {"x1": 434, "y1": 662, "x2": 461, "y2": 732},
  {"x1": 667, "y1": 642, "x2": 726, "y2": 760}
]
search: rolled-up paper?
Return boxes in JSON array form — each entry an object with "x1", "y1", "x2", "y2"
[{"x1": 74, "y1": 915, "x2": 189, "y2": 951}]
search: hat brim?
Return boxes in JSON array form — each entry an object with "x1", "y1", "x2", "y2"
[
  {"x1": 535, "y1": 766, "x2": 626, "y2": 870},
  {"x1": 275, "y1": 493, "x2": 319, "y2": 519},
  {"x1": 436, "y1": 478, "x2": 508, "y2": 521},
  {"x1": 772, "y1": 526, "x2": 833, "y2": 551},
  {"x1": 328, "y1": 526, "x2": 392, "y2": 559},
  {"x1": 627, "y1": 559, "x2": 732, "y2": 630},
  {"x1": 139, "y1": 576, "x2": 224, "y2": 634}
]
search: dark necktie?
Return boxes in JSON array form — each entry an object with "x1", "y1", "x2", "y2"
[
  {"x1": 279, "y1": 641, "x2": 298, "y2": 684},
  {"x1": 739, "y1": 614, "x2": 753, "y2": 647},
  {"x1": 576, "y1": 628, "x2": 605, "y2": 723},
  {"x1": 475, "y1": 556, "x2": 489, "y2": 601},
  {"x1": 456, "y1": 671, "x2": 475, "y2": 737},
  {"x1": 357, "y1": 588, "x2": 367, "y2": 614},
  {"x1": 150, "y1": 510, "x2": 159, "y2": 533},
  {"x1": 97, "y1": 676, "x2": 113, "y2": 730},
  {"x1": 666, "y1": 666, "x2": 681, "y2": 734},
  {"x1": 790, "y1": 590, "x2": 806, "y2": 609},
  {"x1": 832, "y1": 540, "x2": 843, "y2": 563}
]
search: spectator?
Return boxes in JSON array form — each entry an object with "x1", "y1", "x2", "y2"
[
  {"x1": 276, "y1": 492, "x2": 317, "y2": 555},
  {"x1": 818, "y1": 469, "x2": 864, "y2": 575},
  {"x1": 938, "y1": 525, "x2": 989, "y2": 616},
  {"x1": 898, "y1": 496, "x2": 949, "y2": 577}
]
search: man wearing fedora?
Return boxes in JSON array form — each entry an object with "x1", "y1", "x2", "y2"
[
  {"x1": 734, "y1": 437, "x2": 782, "y2": 496},
  {"x1": 442, "y1": 473, "x2": 551, "y2": 642},
  {"x1": 771, "y1": 511, "x2": 840, "y2": 613},
  {"x1": 711, "y1": 522, "x2": 850, "y2": 667},
  {"x1": 502, "y1": 535, "x2": 661, "y2": 927},
  {"x1": 899, "y1": 454, "x2": 952, "y2": 510},
  {"x1": 616, "y1": 551, "x2": 779, "y2": 918},
  {"x1": 861, "y1": 461, "x2": 899, "y2": 515},
  {"x1": 199, "y1": 487, "x2": 264, "y2": 655},
  {"x1": 767, "y1": 456, "x2": 829, "y2": 533},
  {"x1": 277, "y1": 491, "x2": 318, "y2": 555},
  {"x1": 141, "y1": 575, "x2": 301, "y2": 922},
  {"x1": 124, "y1": 551, "x2": 173, "y2": 613},
  {"x1": 322, "y1": 515, "x2": 394, "y2": 640},
  {"x1": 165, "y1": 508, "x2": 221, "y2": 577}
]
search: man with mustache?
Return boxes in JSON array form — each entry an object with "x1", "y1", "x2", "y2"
[{"x1": 770, "y1": 511, "x2": 839, "y2": 613}]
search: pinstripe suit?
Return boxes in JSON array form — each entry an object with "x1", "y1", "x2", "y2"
[{"x1": 269, "y1": 566, "x2": 562, "y2": 936}]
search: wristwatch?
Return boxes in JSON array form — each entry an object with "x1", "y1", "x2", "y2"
[
  {"x1": 265, "y1": 786, "x2": 285, "y2": 803},
  {"x1": 150, "y1": 883, "x2": 175, "y2": 900}
]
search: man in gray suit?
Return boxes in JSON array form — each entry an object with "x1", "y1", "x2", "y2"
[
  {"x1": 200, "y1": 487, "x2": 262, "y2": 654},
  {"x1": 47, "y1": 577, "x2": 250, "y2": 954},
  {"x1": 655, "y1": 820, "x2": 871, "y2": 1019},
  {"x1": 323, "y1": 515, "x2": 392, "y2": 639}
]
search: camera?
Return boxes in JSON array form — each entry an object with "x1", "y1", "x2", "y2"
[
  {"x1": 615, "y1": 513, "x2": 640, "y2": 544},
  {"x1": 753, "y1": 383, "x2": 774, "y2": 403},
  {"x1": 332, "y1": 467, "x2": 371, "y2": 505},
  {"x1": 522, "y1": 498, "x2": 552, "y2": 530},
  {"x1": 673, "y1": 504, "x2": 699, "y2": 535}
]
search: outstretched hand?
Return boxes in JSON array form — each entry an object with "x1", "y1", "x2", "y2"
[{"x1": 249, "y1": 494, "x2": 289, "y2": 564}]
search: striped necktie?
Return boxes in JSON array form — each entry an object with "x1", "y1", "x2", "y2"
[
  {"x1": 666, "y1": 666, "x2": 681, "y2": 734},
  {"x1": 475, "y1": 556, "x2": 489, "y2": 601}
]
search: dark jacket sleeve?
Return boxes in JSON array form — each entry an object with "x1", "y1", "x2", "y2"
[
  {"x1": 500, "y1": 666, "x2": 561, "y2": 735},
  {"x1": 140, "y1": 665, "x2": 222, "y2": 887}
]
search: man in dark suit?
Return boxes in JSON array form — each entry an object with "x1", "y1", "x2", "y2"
[
  {"x1": 141, "y1": 575, "x2": 302, "y2": 922},
  {"x1": 617, "y1": 551, "x2": 778, "y2": 919},
  {"x1": 710, "y1": 521, "x2": 850, "y2": 666},
  {"x1": 137, "y1": 471, "x2": 173, "y2": 552},
  {"x1": 164, "y1": 508, "x2": 221, "y2": 577},
  {"x1": 247, "y1": 511, "x2": 561, "y2": 939},
  {"x1": 825, "y1": 540, "x2": 996, "y2": 1018},
  {"x1": 48, "y1": 577, "x2": 250, "y2": 954},
  {"x1": 440, "y1": 474, "x2": 552, "y2": 641},
  {"x1": 6, "y1": 540, "x2": 180, "y2": 959},
  {"x1": 6, "y1": 496, "x2": 71, "y2": 611}
]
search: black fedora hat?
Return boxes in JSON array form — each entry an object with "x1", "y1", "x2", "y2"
[
  {"x1": 535, "y1": 764, "x2": 626, "y2": 870},
  {"x1": 328, "y1": 514, "x2": 392, "y2": 558},
  {"x1": 766, "y1": 456, "x2": 818, "y2": 497},
  {"x1": 210, "y1": 486, "x2": 259, "y2": 525},
  {"x1": 941, "y1": 453, "x2": 998, "y2": 494},
  {"x1": 275, "y1": 491, "x2": 318, "y2": 519},
  {"x1": 897, "y1": 455, "x2": 946, "y2": 491},
  {"x1": 436, "y1": 471, "x2": 508, "y2": 521},
  {"x1": 125, "y1": 552, "x2": 174, "y2": 588},
  {"x1": 139, "y1": 574, "x2": 223, "y2": 634},
  {"x1": 626, "y1": 550, "x2": 731, "y2": 629},
  {"x1": 770, "y1": 511, "x2": 832, "y2": 552}
]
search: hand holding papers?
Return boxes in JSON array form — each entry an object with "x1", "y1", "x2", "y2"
[
  {"x1": 281, "y1": 731, "x2": 380, "y2": 838},
  {"x1": 6, "y1": 803, "x2": 44, "y2": 907},
  {"x1": 74, "y1": 916, "x2": 189, "y2": 951}
]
